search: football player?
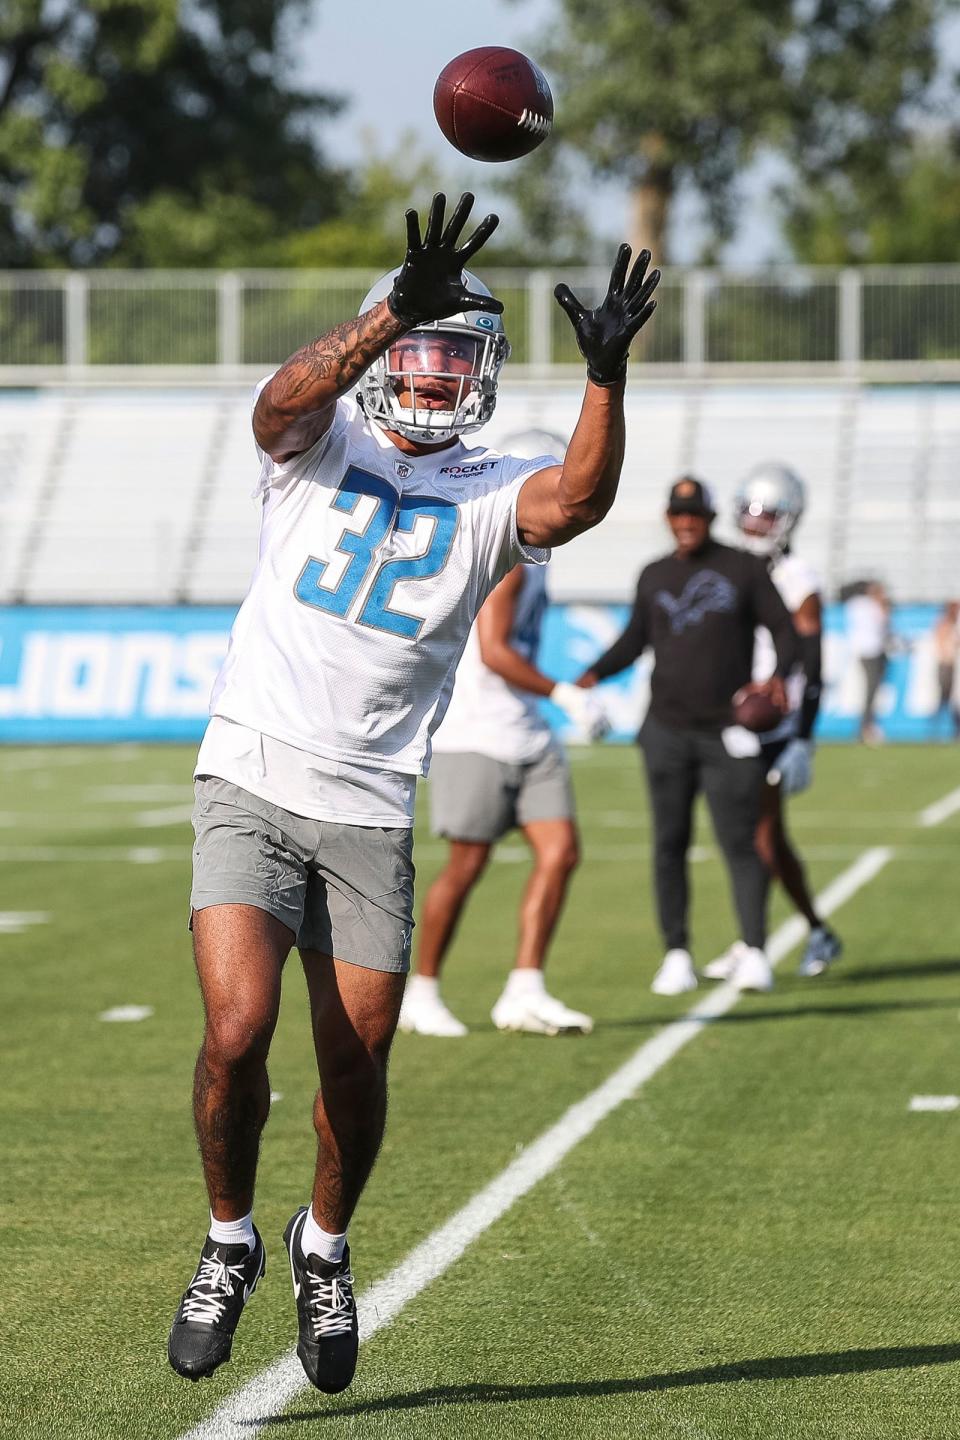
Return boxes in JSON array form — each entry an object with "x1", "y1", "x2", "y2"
[
  {"x1": 166, "y1": 193, "x2": 660, "y2": 1394},
  {"x1": 704, "y1": 462, "x2": 843, "y2": 984},
  {"x1": 400, "y1": 429, "x2": 607, "y2": 1040}
]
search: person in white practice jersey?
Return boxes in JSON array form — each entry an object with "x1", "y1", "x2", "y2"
[
  {"x1": 705, "y1": 462, "x2": 843, "y2": 983},
  {"x1": 400, "y1": 429, "x2": 608, "y2": 1039},
  {"x1": 165, "y1": 192, "x2": 661, "y2": 1396}
]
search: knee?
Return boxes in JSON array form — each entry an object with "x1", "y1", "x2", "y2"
[
  {"x1": 446, "y1": 846, "x2": 490, "y2": 891},
  {"x1": 320, "y1": 1027, "x2": 390, "y2": 1097},
  {"x1": 535, "y1": 835, "x2": 581, "y2": 879},
  {"x1": 756, "y1": 813, "x2": 789, "y2": 873},
  {"x1": 655, "y1": 825, "x2": 690, "y2": 859},
  {"x1": 754, "y1": 824, "x2": 776, "y2": 872},
  {"x1": 204, "y1": 1005, "x2": 277, "y2": 1072}
]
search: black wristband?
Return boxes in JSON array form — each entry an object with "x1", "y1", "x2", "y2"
[{"x1": 586, "y1": 361, "x2": 627, "y2": 386}]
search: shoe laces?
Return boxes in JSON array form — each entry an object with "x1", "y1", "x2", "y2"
[
  {"x1": 305, "y1": 1264, "x2": 355, "y2": 1339},
  {"x1": 181, "y1": 1255, "x2": 249, "y2": 1324}
]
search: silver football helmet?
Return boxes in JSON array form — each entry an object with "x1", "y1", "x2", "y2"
[
  {"x1": 356, "y1": 267, "x2": 510, "y2": 445},
  {"x1": 734, "y1": 462, "x2": 806, "y2": 558},
  {"x1": 498, "y1": 428, "x2": 568, "y2": 462}
]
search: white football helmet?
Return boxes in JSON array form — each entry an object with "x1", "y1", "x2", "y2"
[
  {"x1": 734, "y1": 462, "x2": 806, "y2": 558},
  {"x1": 356, "y1": 267, "x2": 510, "y2": 445},
  {"x1": 498, "y1": 427, "x2": 568, "y2": 461}
]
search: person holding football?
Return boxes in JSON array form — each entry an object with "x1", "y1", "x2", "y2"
[
  {"x1": 704, "y1": 463, "x2": 842, "y2": 983},
  {"x1": 577, "y1": 476, "x2": 798, "y2": 997},
  {"x1": 165, "y1": 192, "x2": 660, "y2": 1395}
]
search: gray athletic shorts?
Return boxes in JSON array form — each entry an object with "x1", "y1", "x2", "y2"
[
  {"x1": 190, "y1": 776, "x2": 415, "y2": 973},
  {"x1": 428, "y1": 743, "x2": 575, "y2": 844}
]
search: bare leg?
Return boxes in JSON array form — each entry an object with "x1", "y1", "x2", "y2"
[
  {"x1": 299, "y1": 953, "x2": 406, "y2": 1232},
  {"x1": 192, "y1": 904, "x2": 293, "y2": 1220},
  {"x1": 755, "y1": 783, "x2": 821, "y2": 929},
  {"x1": 413, "y1": 840, "x2": 491, "y2": 979},
  {"x1": 514, "y1": 818, "x2": 580, "y2": 970}
]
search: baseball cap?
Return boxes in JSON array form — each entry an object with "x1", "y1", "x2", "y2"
[{"x1": 666, "y1": 476, "x2": 716, "y2": 517}]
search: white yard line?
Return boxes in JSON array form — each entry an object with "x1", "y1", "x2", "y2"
[
  {"x1": 135, "y1": 805, "x2": 195, "y2": 828},
  {"x1": 917, "y1": 785, "x2": 960, "y2": 828},
  {"x1": 0, "y1": 846, "x2": 188, "y2": 863},
  {"x1": 178, "y1": 844, "x2": 892, "y2": 1440},
  {"x1": 86, "y1": 784, "x2": 193, "y2": 802}
]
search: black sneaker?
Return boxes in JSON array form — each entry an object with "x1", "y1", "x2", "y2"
[
  {"x1": 167, "y1": 1228, "x2": 266, "y2": 1380},
  {"x1": 283, "y1": 1207, "x2": 358, "y2": 1393}
]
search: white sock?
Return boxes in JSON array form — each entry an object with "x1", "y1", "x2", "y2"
[
  {"x1": 503, "y1": 968, "x2": 546, "y2": 999},
  {"x1": 208, "y1": 1210, "x2": 256, "y2": 1252},
  {"x1": 407, "y1": 974, "x2": 439, "y2": 999},
  {"x1": 300, "y1": 1206, "x2": 347, "y2": 1265}
]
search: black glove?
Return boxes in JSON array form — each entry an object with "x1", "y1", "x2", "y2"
[
  {"x1": 554, "y1": 245, "x2": 660, "y2": 386},
  {"x1": 388, "y1": 192, "x2": 503, "y2": 328}
]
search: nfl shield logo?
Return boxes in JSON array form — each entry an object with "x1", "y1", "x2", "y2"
[{"x1": 395, "y1": 461, "x2": 413, "y2": 479}]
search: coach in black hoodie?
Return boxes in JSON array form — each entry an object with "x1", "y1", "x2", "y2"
[{"x1": 579, "y1": 476, "x2": 799, "y2": 996}]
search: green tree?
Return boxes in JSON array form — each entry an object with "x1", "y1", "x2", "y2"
[
  {"x1": 521, "y1": 0, "x2": 948, "y2": 264},
  {"x1": 0, "y1": 0, "x2": 347, "y2": 267},
  {"x1": 280, "y1": 132, "x2": 448, "y2": 269},
  {"x1": 783, "y1": 137, "x2": 960, "y2": 264}
]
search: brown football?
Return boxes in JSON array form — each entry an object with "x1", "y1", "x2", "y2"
[
  {"x1": 433, "y1": 47, "x2": 554, "y2": 162},
  {"x1": 731, "y1": 688, "x2": 783, "y2": 734}
]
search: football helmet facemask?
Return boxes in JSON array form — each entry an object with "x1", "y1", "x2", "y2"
[
  {"x1": 734, "y1": 462, "x2": 806, "y2": 559},
  {"x1": 357, "y1": 267, "x2": 510, "y2": 445}
]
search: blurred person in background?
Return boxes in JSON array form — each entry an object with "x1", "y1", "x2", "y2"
[
  {"x1": 932, "y1": 600, "x2": 960, "y2": 740},
  {"x1": 704, "y1": 463, "x2": 843, "y2": 983},
  {"x1": 165, "y1": 192, "x2": 661, "y2": 1395},
  {"x1": 401, "y1": 429, "x2": 607, "y2": 1040},
  {"x1": 845, "y1": 580, "x2": 891, "y2": 745},
  {"x1": 578, "y1": 476, "x2": 798, "y2": 996}
]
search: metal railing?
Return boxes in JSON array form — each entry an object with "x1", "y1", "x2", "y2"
[{"x1": 5, "y1": 266, "x2": 960, "y2": 380}]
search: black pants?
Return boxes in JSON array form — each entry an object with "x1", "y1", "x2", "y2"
[{"x1": 639, "y1": 713, "x2": 768, "y2": 952}]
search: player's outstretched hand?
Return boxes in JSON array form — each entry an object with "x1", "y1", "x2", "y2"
[
  {"x1": 554, "y1": 246, "x2": 660, "y2": 386},
  {"x1": 388, "y1": 192, "x2": 503, "y2": 327}
]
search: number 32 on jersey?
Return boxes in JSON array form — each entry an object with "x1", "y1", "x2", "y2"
[{"x1": 294, "y1": 465, "x2": 458, "y2": 639}]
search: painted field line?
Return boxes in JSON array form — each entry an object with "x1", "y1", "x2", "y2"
[
  {"x1": 179, "y1": 844, "x2": 892, "y2": 1440},
  {"x1": 0, "y1": 846, "x2": 188, "y2": 863},
  {"x1": 918, "y1": 785, "x2": 960, "y2": 828},
  {"x1": 135, "y1": 805, "x2": 195, "y2": 828},
  {"x1": 909, "y1": 1095, "x2": 959, "y2": 1112}
]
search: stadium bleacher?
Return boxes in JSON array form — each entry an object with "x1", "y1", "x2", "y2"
[{"x1": 0, "y1": 381, "x2": 957, "y2": 605}]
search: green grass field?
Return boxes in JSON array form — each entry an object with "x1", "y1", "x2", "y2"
[{"x1": 2, "y1": 743, "x2": 959, "y2": 1440}]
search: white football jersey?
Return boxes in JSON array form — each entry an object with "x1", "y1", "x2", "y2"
[
  {"x1": 433, "y1": 561, "x2": 553, "y2": 764},
  {"x1": 207, "y1": 395, "x2": 551, "y2": 776},
  {"x1": 753, "y1": 552, "x2": 821, "y2": 739}
]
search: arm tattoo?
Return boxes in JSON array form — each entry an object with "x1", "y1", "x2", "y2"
[{"x1": 269, "y1": 305, "x2": 402, "y2": 413}]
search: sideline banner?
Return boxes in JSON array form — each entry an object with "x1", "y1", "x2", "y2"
[
  {"x1": 0, "y1": 607, "x2": 234, "y2": 742},
  {"x1": 540, "y1": 602, "x2": 958, "y2": 744},
  {"x1": 0, "y1": 603, "x2": 956, "y2": 743}
]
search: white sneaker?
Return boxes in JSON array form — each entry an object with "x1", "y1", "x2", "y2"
[
  {"x1": 491, "y1": 988, "x2": 593, "y2": 1036},
  {"x1": 651, "y1": 948, "x2": 698, "y2": 996},
  {"x1": 703, "y1": 940, "x2": 748, "y2": 981},
  {"x1": 398, "y1": 984, "x2": 467, "y2": 1037},
  {"x1": 731, "y1": 946, "x2": 774, "y2": 992},
  {"x1": 797, "y1": 926, "x2": 843, "y2": 978}
]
